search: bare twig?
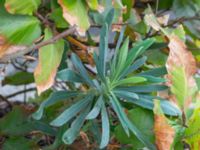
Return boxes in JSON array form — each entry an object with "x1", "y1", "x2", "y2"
[
  {"x1": 5, "y1": 88, "x2": 36, "y2": 99},
  {"x1": 0, "y1": 26, "x2": 77, "y2": 62}
]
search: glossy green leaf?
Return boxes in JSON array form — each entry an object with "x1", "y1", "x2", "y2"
[
  {"x1": 34, "y1": 28, "x2": 64, "y2": 94},
  {"x1": 0, "y1": 9, "x2": 41, "y2": 45},
  {"x1": 5, "y1": 0, "x2": 41, "y2": 15},
  {"x1": 32, "y1": 91, "x2": 80, "y2": 120}
]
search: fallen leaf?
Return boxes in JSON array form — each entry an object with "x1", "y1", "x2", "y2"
[
  {"x1": 58, "y1": 0, "x2": 90, "y2": 36},
  {"x1": 154, "y1": 100, "x2": 175, "y2": 150},
  {"x1": 34, "y1": 28, "x2": 64, "y2": 95}
]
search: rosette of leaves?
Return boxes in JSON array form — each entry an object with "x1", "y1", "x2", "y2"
[{"x1": 33, "y1": 9, "x2": 180, "y2": 149}]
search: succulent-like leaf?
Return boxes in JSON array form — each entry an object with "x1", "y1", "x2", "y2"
[
  {"x1": 32, "y1": 91, "x2": 80, "y2": 120},
  {"x1": 50, "y1": 94, "x2": 93, "y2": 127}
]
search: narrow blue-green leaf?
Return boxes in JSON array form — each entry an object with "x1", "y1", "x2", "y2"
[
  {"x1": 112, "y1": 76, "x2": 146, "y2": 87},
  {"x1": 109, "y1": 93, "x2": 130, "y2": 136},
  {"x1": 139, "y1": 75, "x2": 166, "y2": 83},
  {"x1": 32, "y1": 91, "x2": 80, "y2": 120},
  {"x1": 117, "y1": 93, "x2": 181, "y2": 116},
  {"x1": 99, "y1": 102, "x2": 110, "y2": 149},
  {"x1": 116, "y1": 84, "x2": 167, "y2": 93},
  {"x1": 99, "y1": 24, "x2": 108, "y2": 77},
  {"x1": 62, "y1": 106, "x2": 90, "y2": 144},
  {"x1": 57, "y1": 68, "x2": 84, "y2": 83},
  {"x1": 71, "y1": 53, "x2": 95, "y2": 87},
  {"x1": 112, "y1": 26, "x2": 126, "y2": 73},
  {"x1": 113, "y1": 90, "x2": 139, "y2": 99},
  {"x1": 126, "y1": 38, "x2": 155, "y2": 66},
  {"x1": 114, "y1": 37, "x2": 129, "y2": 79},
  {"x1": 105, "y1": 8, "x2": 114, "y2": 28},
  {"x1": 50, "y1": 94, "x2": 93, "y2": 127},
  {"x1": 138, "y1": 67, "x2": 167, "y2": 77},
  {"x1": 86, "y1": 95, "x2": 103, "y2": 120},
  {"x1": 120, "y1": 56, "x2": 147, "y2": 79},
  {"x1": 110, "y1": 92, "x2": 156, "y2": 150}
]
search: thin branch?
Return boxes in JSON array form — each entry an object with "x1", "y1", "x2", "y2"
[
  {"x1": 0, "y1": 26, "x2": 77, "y2": 62},
  {"x1": 5, "y1": 88, "x2": 36, "y2": 99}
]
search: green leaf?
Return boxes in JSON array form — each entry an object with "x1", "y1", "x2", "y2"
[
  {"x1": 184, "y1": 101, "x2": 200, "y2": 150},
  {"x1": 115, "y1": 92, "x2": 181, "y2": 116},
  {"x1": 117, "y1": 84, "x2": 168, "y2": 93},
  {"x1": 0, "y1": 9, "x2": 41, "y2": 45},
  {"x1": 99, "y1": 102, "x2": 110, "y2": 149},
  {"x1": 114, "y1": 37, "x2": 129, "y2": 78},
  {"x1": 115, "y1": 108, "x2": 155, "y2": 149},
  {"x1": 71, "y1": 53, "x2": 95, "y2": 87},
  {"x1": 50, "y1": 94, "x2": 93, "y2": 127},
  {"x1": 62, "y1": 106, "x2": 91, "y2": 144},
  {"x1": 86, "y1": 95, "x2": 103, "y2": 120},
  {"x1": 5, "y1": 0, "x2": 41, "y2": 15},
  {"x1": 109, "y1": 94, "x2": 130, "y2": 136},
  {"x1": 58, "y1": 0, "x2": 90, "y2": 35},
  {"x1": 86, "y1": 0, "x2": 98, "y2": 10},
  {"x1": 2, "y1": 136, "x2": 38, "y2": 150},
  {"x1": 120, "y1": 56, "x2": 147, "y2": 79},
  {"x1": 138, "y1": 67, "x2": 167, "y2": 77},
  {"x1": 57, "y1": 68, "x2": 84, "y2": 83},
  {"x1": 2, "y1": 71, "x2": 34, "y2": 85},
  {"x1": 112, "y1": 76, "x2": 147, "y2": 87},
  {"x1": 139, "y1": 75, "x2": 166, "y2": 83},
  {"x1": 49, "y1": 7, "x2": 68, "y2": 28},
  {"x1": 170, "y1": 67, "x2": 189, "y2": 108},
  {"x1": 32, "y1": 91, "x2": 80, "y2": 120},
  {"x1": 126, "y1": 38, "x2": 155, "y2": 67},
  {"x1": 110, "y1": 93, "x2": 156, "y2": 150},
  {"x1": 34, "y1": 28, "x2": 64, "y2": 94}
]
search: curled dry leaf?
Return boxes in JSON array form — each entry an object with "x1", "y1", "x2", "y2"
[
  {"x1": 166, "y1": 35, "x2": 197, "y2": 108},
  {"x1": 154, "y1": 100, "x2": 175, "y2": 150}
]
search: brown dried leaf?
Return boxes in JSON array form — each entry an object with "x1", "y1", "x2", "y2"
[{"x1": 154, "y1": 100, "x2": 175, "y2": 150}]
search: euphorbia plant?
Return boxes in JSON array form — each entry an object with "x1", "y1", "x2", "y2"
[{"x1": 33, "y1": 9, "x2": 180, "y2": 149}]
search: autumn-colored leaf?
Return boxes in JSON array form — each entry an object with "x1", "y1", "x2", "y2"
[
  {"x1": 166, "y1": 35, "x2": 197, "y2": 108},
  {"x1": 0, "y1": 36, "x2": 27, "y2": 58},
  {"x1": 34, "y1": 28, "x2": 64, "y2": 95},
  {"x1": 154, "y1": 100, "x2": 175, "y2": 150},
  {"x1": 58, "y1": 0, "x2": 90, "y2": 36}
]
